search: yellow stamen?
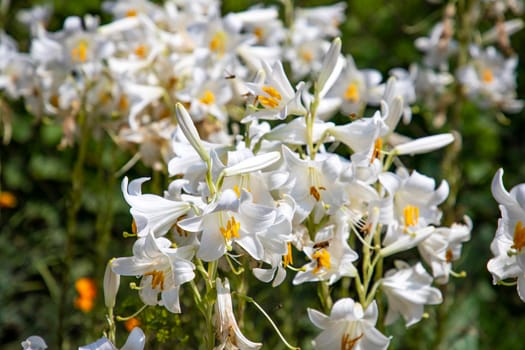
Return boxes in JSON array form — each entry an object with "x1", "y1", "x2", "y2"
[
  {"x1": 513, "y1": 221, "x2": 525, "y2": 251},
  {"x1": 131, "y1": 220, "x2": 137, "y2": 234},
  {"x1": 301, "y1": 49, "x2": 313, "y2": 62},
  {"x1": 341, "y1": 333, "x2": 364, "y2": 350},
  {"x1": 371, "y1": 138, "x2": 383, "y2": 163},
  {"x1": 209, "y1": 31, "x2": 226, "y2": 57},
  {"x1": 482, "y1": 68, "x2": 494, "y2": 83},
  {"x1": 126, "y1": 9, "x2": 138, "y2": 17},
  {"x1": 283, "y1": 242, "x2": 293, "y2": 267},
  {"x1": 258, "y1": 86, "x2": 282, "y2": 109},
  {"x1": 220, "y1": 216, "x2": 241, "y2": 241},
  {"x1": 312, "y1": 248, "x2": 331, "y2": 273},
  {"x1": 134, "y1": 44, "x2": 148, "y2": 59},
  {"x1": 71, "y1": 41, "x2": 88, "y2": 63},
  {"x1": 233, "y1": 185, "x2": 241, "y2": 198},
  {"x1": 403, "y1": 205, "x2": 419, "y2": 229},
  {"x1": 344, "y1": 82, "x2": 360, "y2": 103},
  {"x1": 199, "y1": 90, "x2": 216, "y2": 105},
  {"x1": 144, "y1": 270, "x2": 165, "y2": 290}
]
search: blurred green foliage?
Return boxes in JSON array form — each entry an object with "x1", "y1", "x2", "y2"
[{"x1": 1, "y1": 0, "x2": 524, "y2": 349}]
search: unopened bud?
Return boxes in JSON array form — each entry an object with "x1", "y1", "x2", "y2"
[{"x1": 104, "y1": 259, "x2": 120, "y2": 308}]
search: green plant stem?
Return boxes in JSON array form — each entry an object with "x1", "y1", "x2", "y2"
[{"x1": 58, "y1": 109, "x2": 91, "y2": 350}]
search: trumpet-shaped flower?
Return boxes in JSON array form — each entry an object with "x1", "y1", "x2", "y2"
[
  {"x1": 293, "y1": 224, "x2": 358, "y2": 285},
  {"x1": 281, "y1": 146, "x2": 346, "y2": 223},
  {"x1": 121, "y1": 177, "x2": 191, "y2": 237},
  {"x1": 328, "y1": 54, "x2": 382, "y2": 116},
  {"x1": 111, "y1": 233, "x2": 195, "y2": 313},
  {"x1": 178, "y1": 189, "x2": 276, "y2": 261},
  {"x1": 379, "y1": 168, "x2": 448, "y2": 238},
  {"x1": 418, "y1": 217, "x2": 472, "y2": 284},
  {"x1": 491, "y1": 168, "x2": 525, "y2": 268},
  {"x1": 215, "y1": 278, "x2": 262, "y2": 349},
  {"x1": 243, "y1": 61, "x2": 306, "y2": 122},
  {"x1": 381, "y1": 261, "x2": 442, "y2": 327},
  {"x1": 308, "y1": 298, "x2": 390, "y2": 350},
  {"x1": 488, "y1": 169, "x2": 525, "y2": 301}
]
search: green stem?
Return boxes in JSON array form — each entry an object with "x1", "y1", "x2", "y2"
[
  {"x1": 58, "y1": 109, "x2": 91, "y2": 350},
  {"x1": 236, "y1": 293, "x2": 300, "y2": 350},
  {"x1": 317, "y1": 281, "x2": 333, "y2": 314}
]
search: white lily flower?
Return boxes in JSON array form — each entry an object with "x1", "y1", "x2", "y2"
[
  {"x1": 487, "y1": 230, "x2": 522, "y2": 282},
  {"x1": 491, "y1": 169, "x2": 525, "y2": 267},
  {"x1": 379, "y1": 168, "x2": 448, "y2": 236},
  {"x1": 382, "y1": 261, "x2": 442, "y2": 327},
  {"x1": 295, "y1": 2, "x2": 347, "y2": 38},
  {"x1": 418, "y1": 217, "x2": 472, "y2": 283},
  {"x1": 328, "y1": 110, "x2": 388, "y2": 159},
  {"x1": 293, "y1": 224, "x2": 358, "y2": 285},
  {"x1": 457, "y1": 46, "x2": 523, "y2": 113},
  {"x1": 281, "y1": 146, "x2": 346, "y2": 223},
  {"x1": 253, "y1": 195, "x2": 295, "y2": 286},
  {"x1": 328, "y1": 54, "x2": 382, "y2": 116},
  {"x1": 414, "y1": 21, "x2": 457, "y2": 70},
  {"x1": 215, "y1": 278, "x2": 262, "y2": 350},
  {"x1": 243, "y1": 61, "x2": 306, "y2": 122},
  {"x1": 308, "y1": 298, "x2": 390, "y2": 350},
  {"x1": 21, "y1": 336, "x2": 47, "y2": 350},
  {"x1": 121, "y1": 177, "x2": 191, "y2": 237},
  {"x1": 112, "y1": 233, "x2": 195, "y2": 313},
  {"x1": 178, "y1": 189, "x2": 276, "y2": 261},
  {"x1": 79, "y1": 327, "x2": 145, "y2": 350}
]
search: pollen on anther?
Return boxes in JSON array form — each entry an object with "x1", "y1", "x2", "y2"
[
  {"x1": 482, "y1": 68, "x2": 494, "y2": 83},
  {"x1": 144, "y1": 270, "x2": 165, "y2": 290},
  {"x1": 283, "y1": 242, "x2": 293, "y2": 267},
  {"x1": 312, "y1": 248, "x2": 331, "y2": 274},
  {"x1": 341, "y1": 333, "x2": 364, "y2": 350},
  {"x1": 403, "y1": 205, "x2": 419, "y2": 229},
  {"x1": 220, "y1": 216, "x2": 241, "y2": 241},
  {"x1": 344, "y1": 82, "x2": 360, "y2": 103},
  {"x1": 512, "y1": 221, "x2": 525, "y2": 251},
  {"x1": 199, "y1": 90, "x2": 216, "y2": 105}
]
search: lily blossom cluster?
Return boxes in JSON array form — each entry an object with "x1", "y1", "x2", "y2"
[
  {"x1": 409, "y1": 1, "x2": 523, "y2": 126},
  {"x1": 6, "y1": 0, "x2": 481, "y2": 349},
  {"x1": 107, "y1": 35, "x2": 470, "y2": 348}
]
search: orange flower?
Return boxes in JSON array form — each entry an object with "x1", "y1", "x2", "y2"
[
  {"x1": 0, "y1": 191, "x2": 16, "y2": 208},
  {"x1": 125, "y1": 317, "x2": 141, "y2": 332},
  {"x1": 74, "y1": 277, "x2": 97, "y2": 312}
]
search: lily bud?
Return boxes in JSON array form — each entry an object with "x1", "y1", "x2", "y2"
[
  {"x1": 316, "y1": 37, "x2": 344, "y2": 99},
  {"x1": 393, "y1": 133, "x2": 454, "y2": 156},
  {"x1": 175, "y1": 103, "x2": 210, "y2": 163},
  {"x1": 104, "y1": 259, "x2": 120, "y2": 308}
]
